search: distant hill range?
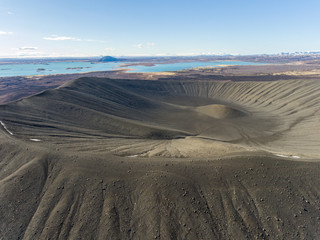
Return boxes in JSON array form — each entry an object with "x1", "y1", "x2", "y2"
[{"x1": 98, "y1": 56, "x2": 121, "y2": 62}]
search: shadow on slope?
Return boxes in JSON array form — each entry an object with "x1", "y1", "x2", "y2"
[
  {"x1": 0, "y1": 77, "x2": 320, "y2": 158},
  {"x1": 0, "y1": 77, "x2": 278, "y2": 157}
]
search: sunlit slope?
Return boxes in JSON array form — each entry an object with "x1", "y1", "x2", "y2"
[
  {"x1": 1, "y1": 77, "x2": 320, "y2": 240},
  {"x1": 0, "y1": 77, "x2": 319, "y2": 158}
]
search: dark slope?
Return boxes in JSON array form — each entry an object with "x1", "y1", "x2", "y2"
[
  {"x1": 1, "y1": 77, "x2": 320, "y2": 157},
  {"x1": 0, "y1": 77, "x2": 320, "y2": 239},
  {"x1": 0, "y1": 137, "x2": 319, "y2": 239},
  {"x1": 0, "y1": 78, "x2": 196, "y2": 140}
]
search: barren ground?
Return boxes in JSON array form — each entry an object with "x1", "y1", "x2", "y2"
[{"x1": 0, "y1": 61, "x2": 320, "y2": 239}]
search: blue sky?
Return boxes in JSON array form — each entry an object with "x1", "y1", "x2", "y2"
[{"x1": 1, "y1": 0, "x2": 320, "y2": 57}]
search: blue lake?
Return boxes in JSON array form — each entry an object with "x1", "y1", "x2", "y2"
[
  {"x1": 0, "y1": 60, "x2": 264, "y2": 77},
  {"x1": 127, "y1": 61, "x2": 264, "y2": 73},
  {"x1": 0, "y1": 62, "x2": 123, "y2": 77}
]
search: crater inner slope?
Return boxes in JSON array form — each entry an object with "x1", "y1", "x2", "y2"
[{"x1": 0, "y1": 77, "x2": 319, "y2": 158}]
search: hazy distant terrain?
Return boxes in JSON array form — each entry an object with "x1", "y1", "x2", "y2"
[
  {"x1": 1, "y1": 55, "x2": 320, "y2": 104},
  {"x1": 0, "y1": 58, "x2": 320, "y2": 239}
]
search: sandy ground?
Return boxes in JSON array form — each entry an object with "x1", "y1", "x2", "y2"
[{"x1": 0, "y1": 75, "x2": 320, "y2": 239}]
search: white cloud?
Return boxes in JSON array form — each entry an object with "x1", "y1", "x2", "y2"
[
  {"x1": 43, "y1": 35, "x2": 81, "y2": 41},
  {"x1": 0, "y1": 31, "x2": 13, "y2": 35},
  {"x1": 1, "y1": 50, "x2": 100, "y2": 58},
  {"x1": 7, "y1": 11, "x2": 13, "y2": 15},
  {"x1": 134, "y1": 42, "x2": 155, "y2": 49},
  {"x1": 13, "y1": 51, "x2": 92, "y2": 58},
  {"x1": 176, "y1": 52, "x2": 199, "y2": 56},
  {"x1": 19, "y1": 46, "x2": 38, "y2": 51},
  {"x1": 126, "y1": 53, "x2": 152, "y2": 57},
  {"x1": 16, "y1": 52, "x2": 46, "y2": 57},
  {"x1": 105, "y1": 47, "x2": 115, "y2": 51},
  {"x1": 155, "y1": 53, "x2": 167, "y2": 56},
  {"x1": 133, "y1": 44, "x2": 144, "y2": 49},
  {"x1": 43, "y1": 35, "x2": 106, "y2": 43},
  {"x1": 147, "y1": 42, "x2": 156, "y2": 47}
]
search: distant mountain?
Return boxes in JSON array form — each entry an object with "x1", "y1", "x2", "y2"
[
  {"x1": 279, "y1": 51, "x2": 320, "y2": 56},
  {"x1": 98, "y1": 56, "x2": 119, "y2": 62}
]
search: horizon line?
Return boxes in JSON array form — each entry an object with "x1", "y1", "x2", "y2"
[{"x1": 1, "y1": 51, "x2": 320, "y2": 60}]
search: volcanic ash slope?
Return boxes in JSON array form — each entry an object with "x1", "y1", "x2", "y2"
[
  {"x1": 1, "y1": 77, "x2": 320, "y2": 158},
  {"x1": 0, "y1": 77, "x2": 320, "y2": 239}
]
